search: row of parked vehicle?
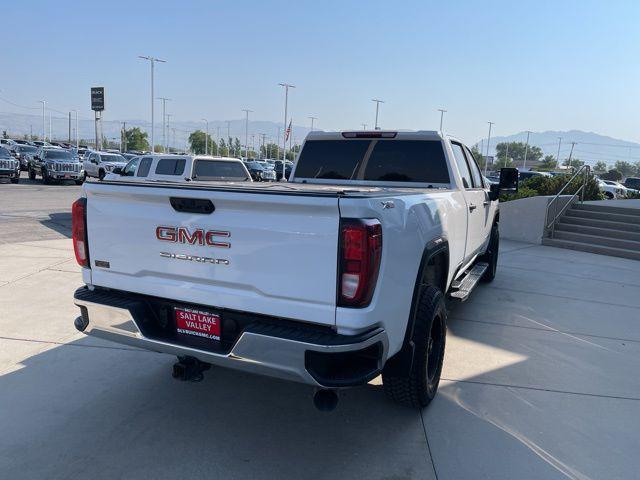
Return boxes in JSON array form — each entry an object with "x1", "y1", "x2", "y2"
[
  {"x1": 0, "y1": 135, "x2": 296, "y2": 186},
  {"x1": 485, "y1": 168, "x2": 640, "y2": 199}
]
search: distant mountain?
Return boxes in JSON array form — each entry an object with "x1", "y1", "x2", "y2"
[
  {"x1": 0, "y1": 111, "x2": 311, "y2": 148},
  {"x1": 474, "y1": 130, "x2": 640, "y2": 167}
]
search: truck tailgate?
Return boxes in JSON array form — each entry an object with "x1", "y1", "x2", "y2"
[{"x1": 84, "y1": 183, "x2": 340, "y2": 326}]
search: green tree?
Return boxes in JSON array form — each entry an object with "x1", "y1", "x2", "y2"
[
  {"x1": 563, "y1": 157, "x2": 584, "y2": 169},
  {"x1": 234, "y1": 138, "x2": 241, "y2": 157},
  {"x1": 614, "y1": 161, "x2": 635, "y2": 177},
  {"x1": 601, "y1": 169, "x2": 622, "y2": 181},
  {"x1": 470, "y1": 146, "x2": 486, "y2": 169},
  {"x1": 537, "y1": 155, "x2": 558, "y2": 171},
  {"x1": 494, "y1": 156, "x2": 514, "y2": 168},
  {"x1": 218, "y1": 138, "x2": 228, "y2": 156},
  {"x1": 123, "y1": 127, "x2": 149, "y2": 151},
  {"x1": 495, "y1": 142, "x2": 543, "y2": 165},
  {"x1": 188, "y1": 130, "x2": 215, "y2": 154},
  {"x1": 593, "y1": 161, "x2": 608, "y2": 173},
  {"x1": 262, "y1": 143, "x2": 281, "y2": 160}
]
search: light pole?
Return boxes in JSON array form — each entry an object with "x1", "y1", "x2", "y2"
[
  {"x1": 361, "y1": 123, "x2": 367, "y2": 130},
  {"x1": 201, "y1": 119, "x2": 209, "y2": 155},
  {"x1": 484, "y1": 121, "x2": 494, "y2": 175},
  {"x1": 138, "y1": 55, "x2": 166, "y2": 154},
  {"x1": 157, "y1": 97, "x2": 171, "y2": 152},
  {"x1": 372, "y1": 99, "x2": 384, "y2": 129},
  {"x1": 523, "y1": 130, "x2": 531, "y2": 169},
  {"x1": 242, "y1": 109, "x2": 252, "y2": 159},
  {"x1": 438, "y1": 108, "x2": 447, "y2": 132},
  {"x1": 165, "y1": 114, "x2": 173, "y2": 152},
  {"x1": 216, "y1": 126, "x2": 221, "y2": 155},
  {"x1": 72, "y1": 110, "x2": 79, "y2": 148},
  {"x1": 308, "y1": 115, "x2": 317, "y2": 131},
  {"x1": 38, "y1": 100, "x2": 46, "y2": 141},
  {"x1": 556, "y1": 137, "x2": 563, "y2": 167},
  {"x1": 279, "y1": 83, "x2": 295, "y2": 180}
]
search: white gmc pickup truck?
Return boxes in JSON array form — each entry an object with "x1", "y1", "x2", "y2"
[{"x1": 72, "y1": 130, "x2": 518, "y2": 410}]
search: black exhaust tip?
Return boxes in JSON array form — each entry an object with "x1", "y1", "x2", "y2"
[
  {"x1": 313, "y1": 389, "x2": 339, "y2": 412},
  {"x1": 74, "y1": 315, "x2": 89, "y2": 332}
]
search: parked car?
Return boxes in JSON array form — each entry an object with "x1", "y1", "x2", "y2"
[
  {"x1": 71, "y1": 130, "x2": 519, "y2": 410},
  {"x1": 245, "y1": 160, "x2": 276, "y2": 181},
  {"x1": 601, "y1": 180, "x2": 638, "y2": 197},
  {"x1": 0, "y1": 138, "x2": 17, "y2": 149},
  {"x1": 518, "y1": 170, "x2": 552, "y2": 180},
  {"x1": 83, "y1": 151, "x2": 128, "y2": 180},
  {"x1": 28, "y1": 147, "x2": 83, "y2": 184},
  {"x1": 105, "y1": 155, "x2": 252, "y2": 183},
  {"x1": 12, "y1": 139, "x2": 34, "y2": 146},
  {"x1": 10, "y1": 144, "x2": 38, "y2": 170},
  {"x1": 274, "y1": 160, "x2": 293, "y2": 181},
  {"x1": 32, "y1": 141, "x2": 50, "y2": 147},
  {"x1": 597, "y1": 179, "x2": 623, "y2": 199},
  {"x1": 623, "y1": 177, "x2": 640, "y2": 191},
  {"x1": 0, "y1": 146, "x2": 20, "y2": 183}
]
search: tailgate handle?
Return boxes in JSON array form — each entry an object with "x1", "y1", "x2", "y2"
[{"x1": 170, "y1": 197, "x2": 215, "y2": 214}]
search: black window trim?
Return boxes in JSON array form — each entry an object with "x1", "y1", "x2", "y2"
[
  {"x1": 450, "y1": 141, "x2": 475, "y2": 189},
  {"x1": 462, "y1": 145, "x2": 485, "y2": 189}
]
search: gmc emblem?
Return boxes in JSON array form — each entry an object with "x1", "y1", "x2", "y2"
[{"x1": 156, "y1": 226, "x2": 231, "y2": 248}]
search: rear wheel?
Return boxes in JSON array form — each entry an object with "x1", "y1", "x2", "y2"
[
  {"x1": 479, "y1": 223, "x2": 499, "y2": 283},
  {"x1": 98, "y1": 169, "x2": 105, "y2": 181},
  {"x1": 28, "y1": 167, "x2": 36, "y2": 180},
  {"x1": 382, "y1": 286, "x2": 447, "y2": 408},
  {"x1": 42, "y1": 168, "x2": 51, "y2": 184}
]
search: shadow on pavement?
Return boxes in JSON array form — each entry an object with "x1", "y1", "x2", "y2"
[
  {"x1": 40, "y1": 212, "x2": 72, "y2": 238},
  {"x1": 0, "y1": 336, "x2": 433, "y2": 480}
]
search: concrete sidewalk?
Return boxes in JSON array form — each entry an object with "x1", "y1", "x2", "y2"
[{"x1": 0, "y1": 236, "x2": 639, "y2": 479}]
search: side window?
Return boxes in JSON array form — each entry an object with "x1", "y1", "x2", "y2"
[
  {"x1": 137, "y1": 157, "x2": 152, "y2": 177},
  {"x1": 451, "y1": 142, "x2": 473, "y2": 189},
  {"x1": 155, "y1": 158, "x2": 186, "y2": 175},
  {"x1": 464, "y1": 147, "x2": 484, "y2": 188}
]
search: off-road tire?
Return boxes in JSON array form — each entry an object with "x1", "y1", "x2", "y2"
[
  {"x1": 382, "y1": 286, "x2": 447, "y2": 408},
  {"x1": 479, "y1": 223, "x2": 499, "y2": 283},
  {"x1": 42, "y1": 169, "x2": 51, "y2": 185},
  {"x1": 98, "y1": 169, "x2": 105, "y2": 181},
  {"x1": 28, "y1": 167, "x2": 36, "y2": 180}
]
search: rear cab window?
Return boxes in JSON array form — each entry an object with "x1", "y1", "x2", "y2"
[{"x1": 293, "y1": 139, "x2": 450, "y2": 185}]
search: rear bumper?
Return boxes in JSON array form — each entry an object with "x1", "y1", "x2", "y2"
[{"x1": 74, "y1": 287, "x2": 388, "y2": 387}]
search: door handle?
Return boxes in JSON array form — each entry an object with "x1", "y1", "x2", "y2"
[
  {"x1": 483, "y1": 201, "x2": 490, "y2": 206},
  {"x1": 469, "y1": 204, "x2": 477, "y2": 212}
]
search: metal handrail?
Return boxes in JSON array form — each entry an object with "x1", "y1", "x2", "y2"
[{"x1": 544, "y1": 165, "x2": 591, "y2": 238}]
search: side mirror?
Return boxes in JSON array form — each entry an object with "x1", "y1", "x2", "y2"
[
  {"x1": 112, "y1": 167, "x2": 122, "y2": 175},
  {"x1": 488, "y1": 167, "x2": 519, "y2": 200}
]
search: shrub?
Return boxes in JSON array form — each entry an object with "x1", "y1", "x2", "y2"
[{"x1": 500, "y1": 174, "x2": 603, "y2": 202}]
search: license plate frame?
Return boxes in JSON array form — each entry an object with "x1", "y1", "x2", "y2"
[{"x1": 174, "y1": 307, "x2": 221, "y2": 342}]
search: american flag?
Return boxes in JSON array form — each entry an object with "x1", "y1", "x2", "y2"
[{"x1": 284, "y1": 119, "x2": 292, "y2": 141}]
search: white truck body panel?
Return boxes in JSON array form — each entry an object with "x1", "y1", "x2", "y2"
[{"x1": 85, "y1": 183, "x2": 341, "y2": 326}]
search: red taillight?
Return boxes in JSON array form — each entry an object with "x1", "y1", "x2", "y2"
[
  {"x1": 72, "y1": 198, "x2": 89, "y2": 267},
  {"x1": 338, "y1": 219, "x2": 382, "y2": 307}
]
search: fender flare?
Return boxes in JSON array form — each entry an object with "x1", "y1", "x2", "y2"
[{"x1": 383, "y1": 237, "x2": 449, "y2": 377}]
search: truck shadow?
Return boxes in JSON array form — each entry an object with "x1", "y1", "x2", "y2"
[
  {"x1": 0, "y1": 336, "x2": 430, "y2": 479},
  {"x1": 39, "y1": 212, "x2": 72, "y2": 238}
]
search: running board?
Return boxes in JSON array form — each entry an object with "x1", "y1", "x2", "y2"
[{"x1": 449, "y1": 262, "x2": 488, "y2": 302}]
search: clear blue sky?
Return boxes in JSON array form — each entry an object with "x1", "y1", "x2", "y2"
[{"x1": 2, "y1": 0, "x2": 639, "y2": 145}]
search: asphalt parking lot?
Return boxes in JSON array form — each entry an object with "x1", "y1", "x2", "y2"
[{"x1": 1, "y1": 173, "x2": 639, "y2": 479}]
